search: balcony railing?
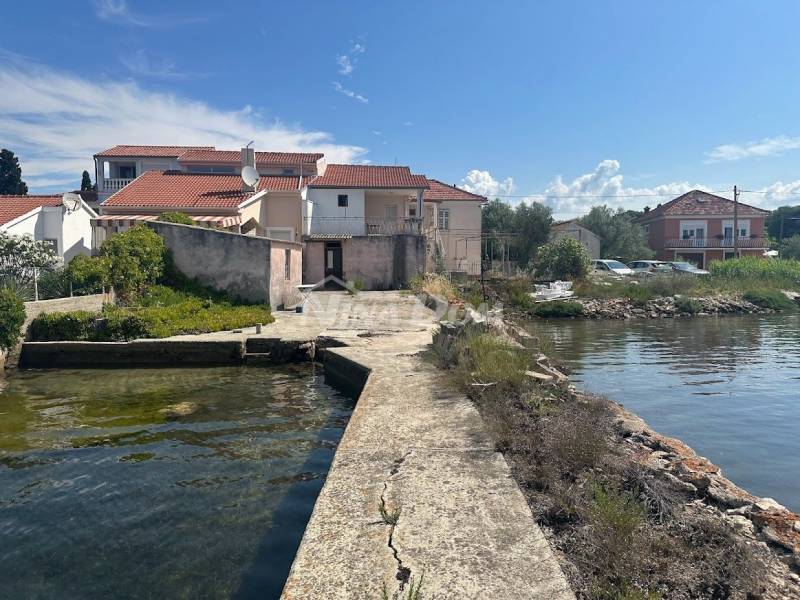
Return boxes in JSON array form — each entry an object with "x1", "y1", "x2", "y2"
[
  {"x1": 103, "y1": 178, "x2": 135, "y2": 192},
  {"x1": 305, "y1": 216, "x2": 422, "y2": 237},
  {"x1": 666, "y1": 237, "x2": 768, "y2": 249}
]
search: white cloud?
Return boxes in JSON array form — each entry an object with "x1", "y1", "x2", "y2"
[
  {"x1": 335, "y1": 43, "x2": 365, "y2": 76},
  {"x1": 120, "y1": 49, "x2": 192, "y2": 79},
  {"x1": 93, "y1": 0, "x2": 203, "y2": 27},
  {"x1": 332, "y1": 81, "x2": 368, "y2": 104},
  {"x1": 707, "y1": 135, "x2": 800, "y2": 162},
  {"x1": 461, "y1": 169, "x2": 515, "y2": 197},
  {"x1": 0, "y1": 56, "x2": 367, "y2": 192},
  {"x1": 753, "y1": 180, "x2": 800, "y2": 207}
]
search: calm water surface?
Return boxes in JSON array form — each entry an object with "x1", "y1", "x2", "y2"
[
  {"x1": 534, "y1": 313, "x2": 800, "y2": 512},
  {"x1": 0, "y1": 365, "x2": 353, "y2": 599}
]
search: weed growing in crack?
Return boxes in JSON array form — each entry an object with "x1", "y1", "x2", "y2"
[
  {"x1": 379, "y1": 503, "x2": 402, "y2": 526},
  {"x1": 379, "y1": 572, "x2": 426, "y2": 600}
]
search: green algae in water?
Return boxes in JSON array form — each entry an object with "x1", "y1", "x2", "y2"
[{"x1": 0, "y1": 365, "x2": 353, "y2": 599}]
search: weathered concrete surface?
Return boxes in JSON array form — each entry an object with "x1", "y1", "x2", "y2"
[{"x1": 280, "y1": 292, "x2": 573, "y2": 599}]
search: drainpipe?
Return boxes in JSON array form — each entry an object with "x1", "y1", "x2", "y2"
[{"x1": 416, "y1": 189, "x2": 424, "y2": 234}]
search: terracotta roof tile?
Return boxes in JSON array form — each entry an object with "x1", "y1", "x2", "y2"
[
  {"x1": 640, "y1": 190, "x2": 770, "y2": 221},
  {"x1": 0, "y1": 195, "x2": 63, "y2": 226},
  {"x1": 309, "y1": 164, "x2": 429, "y2": 189},
  {"x1": 95, "y1": 145, "x2": 214, "y2": 158},
  {"x1": 424, "y1": 178, "x2": 486, "y2": 202},
  {"x1": 101, "y1": 171, "x2": 307, "y2": 210},
  {"x1": 179, "y1": 149, "x2": 323, "y2": 165}
]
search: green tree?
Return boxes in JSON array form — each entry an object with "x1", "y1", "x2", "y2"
[
  {"x1": 767, "y1": 205, "x2": 800, "y2": 241},
  {"x1": 512, "y1": 201, "x2": 553, "y2": 266},
  {"x1": 482, "y1": 198, "x2": 516, "y2": 258},
  {"x1": 157, "y1": 211, "x2": 195, "y2": 225},
  {"x1": 66, "y1": 254, "x2": 110, "y2": 293},
  {"x1": 533, "y1": 237, "x2": 592, "y2": 280},
  {"x1": 100, "y1": 225, "x2": 166, "y2": 295},
  {"x1": 0, "y1": 232, "x2": 57, "y2": 284},
  {"x1": 0, "y1": 149, "x2": 28, "y2": 195},
  {"x1": 80, "y1": 170, "x2": 94, "y2": 191},
  {"x1": 780, "y1": 234, "x2": 800, "y2": 260},
  {"x1": 579, "y1": 205, "x2": 654, "y2": 262},
  {"x1": 0, "y1": 288, "x2": 26, "y2": 350}
]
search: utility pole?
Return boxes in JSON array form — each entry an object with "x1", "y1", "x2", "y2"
[{"x1": 733, "y1": 185, "x2": 739, "y2": 257}]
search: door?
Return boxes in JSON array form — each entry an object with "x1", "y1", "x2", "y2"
[{"x1": 324, "y1": 241, "x2": 343, "y2": 283}]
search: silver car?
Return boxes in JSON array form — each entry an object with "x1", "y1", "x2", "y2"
[{"x1": 628, "y1": 260, "x2": 673, "y2": 275}]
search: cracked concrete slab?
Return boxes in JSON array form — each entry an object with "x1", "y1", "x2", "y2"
[{"x1": 280, "y1": 292, "x2": 574, "y2": 599}]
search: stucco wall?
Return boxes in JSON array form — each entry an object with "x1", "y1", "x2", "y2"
[
  {"x1": 550, "y1": 224, "x2": 601, "y2": 259},
  {"x1": 306, "y1": 188, "x2": 366, "y2": 235},
  {"x1": 268, "y1": 240, "x2": 303, "y2": 307},
  {"x1": 147, "y1": 221, "x2": 301, "y2": 306},
  {"x1": 1, "y1": 205, "x2": 95, "y2": 260},
  {"x1": 438, "y1": 200, "x2": 483, "y2": 275}
]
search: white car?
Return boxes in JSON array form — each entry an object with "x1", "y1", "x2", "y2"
[
  {"x1": 593, "y1": 259, "x2": 635, "y2": 276},
  {"x1": 628, "y1": 260, "x2": 673, "y2": 275}
]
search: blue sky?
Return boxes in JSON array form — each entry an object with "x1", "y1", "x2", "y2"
[{"x1": 2, "y1": 0, "x2": 800, "y2": 217}]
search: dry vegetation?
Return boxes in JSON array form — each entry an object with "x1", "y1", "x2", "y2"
[{"x1": 435, "y1": 326, "x2": 778, "y2": 599}]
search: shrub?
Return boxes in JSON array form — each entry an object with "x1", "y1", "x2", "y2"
[
  {"x1": 29, "y1": 310, "x2": 96, "y2": 341},
  {"x1": 0, "y1": 288, "x2": 25, "y2": 349},
  {"x1": 506, "y1": 277, "x2": 535, "y2": 310},
  {"x1": 157, "y1": 211, "x2": 195, "y2": 226},
  {"x1": 780, "y1": 234, "x2": 800, "y2": 260},
  {"x1": 36, "y1": 267, "x2": 71, "y2": 300},
  {"x1": 409, "y1": 273, "x2": 459, "y2": 303},
  {"x1": 66, "y1": 254, "x2": 109, "y2": 293},
  {"x1": 453, "y1": 332, "x2": 533, "y2": 392},
  {"x1": 532, "y1": 300, "x2": 584, "y2": 318},
  {"x1": 100, "y1": 225, "x2": 166, "y2": 295},
  {"x1": 674, "y1": 296, "x2": 701, "y2": 314},
  {"x1": 533, "y1": 237, "x2": 592, "y2": 280},
  {"x1": 742, "y1": 289, "x2": 796, "y2": 311},
  {"x1": 625, "y1": 283, "x2": 652, "y2": 307}
]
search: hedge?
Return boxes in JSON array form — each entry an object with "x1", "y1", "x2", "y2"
[{"x1": 0, "y1": 288, "x2": 25, "y2": 349}]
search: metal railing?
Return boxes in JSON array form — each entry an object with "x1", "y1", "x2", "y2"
[
  {"x1": 102, "y1": 178, "x2": 135, "y2": 192},
  {"x1": 666, "y1": 237, "x2": 768, "y2": 249},
  {"x1": 304, "y1": 216, "x2": 422, "y2": 236}
]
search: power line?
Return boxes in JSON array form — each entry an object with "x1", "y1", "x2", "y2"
[{"x1": 486, "y1": 189, "x2": 734, "y2": 200}]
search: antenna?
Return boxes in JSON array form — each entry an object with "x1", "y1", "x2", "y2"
[
  {"x1": 241, "y1": 165, "x2": 260, "y2": 188},
  {"x1": 246, "y1": 140, "x2": 254, "y2": 149},
  {"x1": 62, "y1": 192, "x2": 81, "y2": 212}
]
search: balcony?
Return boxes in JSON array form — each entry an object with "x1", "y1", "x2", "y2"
[
  {"x1": 666, "y1": 237, "x2": 768, "y2": 249},
  {"x1": 103, "y1": 178, "x2": 135, "y2": 192},
  {"x1": 305, "y1": 216, "x2": 422, "y2": 237}
]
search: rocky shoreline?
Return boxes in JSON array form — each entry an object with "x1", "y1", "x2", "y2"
[{"x1": 577, "y1": 294, "x2": 774, "y2": 320}]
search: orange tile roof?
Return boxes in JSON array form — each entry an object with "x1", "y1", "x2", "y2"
[
  {"x1": 0, "y1": 195, "x2": 63, "y2": 226},
  {"x1": 101, "y1": 171, "x2": 306, "y2": 210},
  {"x1": 424, "y1": 178, "x2": 486, "y2": 202},
  {"x1": 179, "y1": 149, "x2": 323, "y2": 165},
  {"x1": 95, "y1": 145, "x2": 215, "y2": 158},
  {"x1": 640, "y1": 190, "x2": 770, "y2": 221},
  {"x1": 309, "y1": 164, "x2": 429, "y2": 189}
]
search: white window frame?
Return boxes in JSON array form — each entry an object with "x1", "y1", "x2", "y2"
[
  {"x1": 679, "y1": 220, "x2": 707, "y2": 240},
  {"x1": 264, "y1": 227, "x2": 295, "y2": 242},
  {"x1": 722, "y1": 219, "x2": 750, "y2": 239},
  {"x1": 438, "y1": 208, "x2": 450, "y2": 230}
]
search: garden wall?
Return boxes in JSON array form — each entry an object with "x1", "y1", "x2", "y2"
[{"x1": 146, "y1": 222, "x2": 302, "y2": 307}]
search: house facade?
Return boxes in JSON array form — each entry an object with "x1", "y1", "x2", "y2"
[
  {"x1": 550, "y1": 219, "x2": 601, "y2": 259},
  {"x1": 638, "y1": 190, "x2": 770, "y2": 268},
  {"x1": 0, "y1": 194, "x2": 97, "y2": 261}
]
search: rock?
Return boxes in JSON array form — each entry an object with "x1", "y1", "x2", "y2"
[
  {"x1": 525, "y1": 370, "x2": 554, "y2": 383},
  {"x1": 708, "y1": 481, "x2": 755, "y2": 509},
  {"x1": 729, "y1": 514, "x2": 755, "y2": 535},
  {"x1": 159, "y1": 401, "x2": 198, "y2": 419},
  {"x1": 756, "y1": 498, "x2": 788, "y2": 512}
]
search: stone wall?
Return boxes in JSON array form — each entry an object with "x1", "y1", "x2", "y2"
[{"x1": 147, "y1": 222, "x2": 302, "y2": 307}]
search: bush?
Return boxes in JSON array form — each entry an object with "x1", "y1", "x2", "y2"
[
  {"x1": 29, "y1": 310, "x2": 97, "y2": 341},
  {"x1": 674, "y1": 297, "x2": 701, "y2": 314},
  {"x1": 0, "y1": 288, "x2": 25, "y2": 349},
  {"x1": 66, "y1": 255, "x2": 109, "y2": 294},
  {"x1": 709, "y1": 256, "x2": 800, "y2": 287},
  {"x1": 36, "y1": 267, "x2": 71, "y2": 300},
  {"x1": 409, "y1": 273, "x2": 460, "y2": 303},
  {"x1": 506, "y1": 277, "x2": 535, "y2": 310},
  {"x1": 534, "y1": 237, "x2": 592, "y2": 280},
  {"x1": 453, "y1": 332, "x2": 533, "y2": 392},
  {"x1": 742, "y1": 289, "x2": 796, "y2": 311},
  {"x1": 532, "y1": 300, "x2": 584, "y2": 318},
  {"x1": 780, "y1": 234, "x2": 800, "y2": 260},
  {"x1": 624, "y1": 284, "x2": 652, "y2": 307},
  {"x1": 100, "y1": 225, "x2": 166, "y2": 295},
  {"x1": 157, "y1": 211, "x2": 195, "y2": 226}
]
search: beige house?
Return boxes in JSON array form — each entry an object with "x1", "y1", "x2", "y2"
[{"x1": 550, "y1": 219, "x2": 601, "y2": 259}]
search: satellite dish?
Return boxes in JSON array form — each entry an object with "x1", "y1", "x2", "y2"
[
  {"x1": 62, "y1": 192, "x2": 81, "y2": 212},
  {"x1": 241, "y1": 165, "x2": 260, "y2": 188}
]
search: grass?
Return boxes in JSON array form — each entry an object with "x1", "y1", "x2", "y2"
[
  {"x1": 29, "y1": 284, "x2": 274, "y2": 341},
  {"x1": 673, "y1": 296, "x2": 701, "y2": 314},
  {"x1": 452, "y1": 331, "x2": 534, "y2": 392},
  {"x1": 409, "y1": 273, "x2": 460, "y2": 303},
  {"x1": 742, "y1": 289, "x2": 796, "y2": 311},
  {"x1": 532, "y1": 300, "x2": 584, "y2": 318}
]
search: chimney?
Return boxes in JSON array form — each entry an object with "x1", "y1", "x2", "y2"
[{"x1": 241, "y1": 146, "x2": 256, "y2": 192}]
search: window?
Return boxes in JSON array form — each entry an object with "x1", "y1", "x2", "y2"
[
  {"x1": 284, "y1": 249, "x2": 291, "y2": 280},
  {"x1": 186, "y1": 165, "x2": 236, "y2": 174},
  {"x1": 385, "y1": 205, "x2": 398, "y2": 220},
  {"x1": 338, "y1": 194, "x2": 349, "y2": 207},
  {"x1": 117, "y1": 165, "x2": 136, "y2": 179},
  {"x1": 282, "y1": 168, "x2": 295, "y2": 175},
  {"x1": 438, "y1": 208, "x2": 450, "y2": 230},
  {"x1": 643, "y1": 224, "x2": 650, "y2": 234},
  {"x1": 408, "y1": 205, "x2": 417, "y2": 217}
]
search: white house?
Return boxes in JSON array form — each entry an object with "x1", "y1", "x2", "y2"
[{"x1": 0, "y1": 194, "x2": 98, "y2": 261}]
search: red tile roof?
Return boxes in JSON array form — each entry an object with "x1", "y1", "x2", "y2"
[
  {"x1": 95, "y1": 145, "x2": 214, "y2": 158},
  {"x1": 309, "y1": 164, "x2": 429, "y2": 189},
  {"x1": 101, "y1": 171, "x2": 306, "y2": 210},
  {"x1": 179, "y1": 149, "x2": 323, "y2": 165},
  {"x1": 0, "y1": 195, "x2": 63, "y2": 226},
  {"x1": 424, "y1": 178, "x2": 486, "y2": 202},
  {"x1": 640, "y1": 190, "x2": 770, "y2": 221}
]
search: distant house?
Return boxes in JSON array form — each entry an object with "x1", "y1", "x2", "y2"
[
  {"x1": 550, "y1": 220, "x2": 601, "y2": 259},
  {"x1": 0, "y1": 194, "x2": 98, "y2": 261},
  {"x1": 637, "y1": 190, "x2": 770, "y2": 268}
]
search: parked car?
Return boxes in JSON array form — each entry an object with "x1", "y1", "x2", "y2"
[
  {"x1": 593, "y1": 259, "x2": 635, "y2": 276},
  {"x1": 628, "y1": 260, "x2": 673, "y2": 275},
  {"x1": 666, "y1": 261, "x2": 710, "y2": 275}
]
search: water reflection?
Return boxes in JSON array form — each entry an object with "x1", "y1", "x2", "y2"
[
  {"x1": 0, "y1": 365, "x2": 353, "y2": 599},
  {"x1": 532, "y1": 314, "x2": 800, "y2": 511}
]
